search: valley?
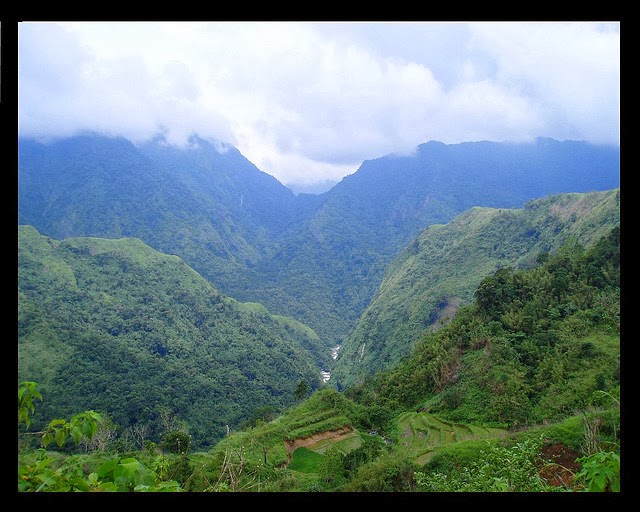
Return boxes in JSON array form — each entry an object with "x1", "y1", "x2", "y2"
[{"x1": 17, "y1": 134, "x2": 621, "y2": 492}]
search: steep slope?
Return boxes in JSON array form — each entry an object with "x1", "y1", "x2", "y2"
[
  {"x1": 348, "y1": 223, "x2": 620, "y2": 429},
  {"x1": 17, "y1": 225, "x2": 329, "y2": 449},
  {"x1": 18, "y1": 134, "x2": 620, "y2": 345},
  {"x1": 193, "y1": 223, "x2": 620, "y2": 491},
  {"x1": 17, "y1": 134, "x2": 274, "y2": 288},
  {"x1": 247, "y1": 138, "x2": 620, "y2": 342},
  {"x1": 331, "y1": 189, "x2": 620, "y2": 389},
  {"x1": 137, "y1": 134, "x2": 306, "y2": 236}
]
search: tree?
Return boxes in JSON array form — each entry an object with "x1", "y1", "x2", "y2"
[
  {"x1": 161, "y1": 430, "x2": 191, "y2": 454},
  {"x1": 18, "y1": 381, "x2": 42, "y2": 430},
  {"x1": 17, "y1": 381, "x2": 182, "y2": 492},
  {"x1": 294, "y1": 380, "x2": 310, "y2": 401}
]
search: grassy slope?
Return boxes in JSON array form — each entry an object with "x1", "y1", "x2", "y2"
[{"x1": 204, "y1": 387, "x2": 511, "y2": 490}]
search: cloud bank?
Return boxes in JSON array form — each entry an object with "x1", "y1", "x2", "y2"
[{"x1": 18, "y1": 21, "x2": 620, "y2": 186}]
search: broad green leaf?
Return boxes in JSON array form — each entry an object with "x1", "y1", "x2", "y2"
[
  {"x1": 54, "y1": 428, "x2": 67, "y2": 448},
  {"x1": 593, "y1": 473, "x2": 607, "y2": 491},
  {"x1": 42, "y1": 432, "x2": 53, "y2": 448},
  {"x1": 97, "y1": 457, "x2": 121, "y2": 478}
]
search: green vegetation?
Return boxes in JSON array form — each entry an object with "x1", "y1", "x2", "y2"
[
  {"x1": 575, "y1": 451, "x2": 620, "y2": 492},
  {"x1": 288, "y1": 447, "x2": 324, "y2": 473},
  {"x1": 18, "y1": 225, "x2": 328, "y2": 449},
  {"x1": 394, "y1": 411, "x2": 507, "y2": 465},
  {"x1": 17, "y1": 167, "x2": 621, "y2": 492},
  {"x1": 347, "y1": 224, "x2": 620, "y2": 428},
  {"x1": 332, "y1": 189, "x2": 620, "y2": 389},
  {"x1": 19, "y1": 135, "x2": 620, "y2": 344},
  {"x1": 17, "y1": 382, "x2": 182, "y2": 492},
  {"x1": 415, "y1": 436, "x2": 556, "y2": 492}
]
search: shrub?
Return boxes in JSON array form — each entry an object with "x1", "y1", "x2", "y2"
[
  {"x1": 415, "y1": 436, "x2": 555, "y2": 492},
  {"x1": 161, "y1": 431, "x2": 191, "y2": 454}
]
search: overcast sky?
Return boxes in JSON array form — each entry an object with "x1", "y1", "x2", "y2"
[{"x1": 18, "y1": 21, "x2": 620, "y2": 187}]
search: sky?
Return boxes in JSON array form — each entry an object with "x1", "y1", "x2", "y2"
[{"x1": 18, "y1": 21, "x2": 620, "y2": 188}]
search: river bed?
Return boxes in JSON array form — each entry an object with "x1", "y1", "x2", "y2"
[{"x1": 321, "y1": 345, "x2": 341, "y2": 382}]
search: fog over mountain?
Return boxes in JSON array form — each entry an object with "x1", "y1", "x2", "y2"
[
  {"x1": 18, "y1": 22, "x2": 620, "y2": 189},
  {"x1": 18, "y1": 134, "x2": 620, "y2": 345}
]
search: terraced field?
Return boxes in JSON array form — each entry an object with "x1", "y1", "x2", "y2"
[
  {"x1": 307, "y1": 431, "x2": 362, "y2": 454},
  {"x1": 286, "y1": 430, "x2": 363, "y2": 475},
  {"x1": 286, "y1": 410, "x2": 507, "y2": 473},
  {"x1": 395, "y1": 412, "x2": 507, "y2": 464}
]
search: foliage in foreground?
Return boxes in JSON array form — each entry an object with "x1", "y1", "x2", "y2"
[
  {"x1": 415, "y1": 436, "x2": 555, "y2": 492},
  {"x1": 17, "y1": 381, "x2": 182, "y2": 492},
  {"x1": 575, "y1": 451, "x2": 620, "y2": 492}
]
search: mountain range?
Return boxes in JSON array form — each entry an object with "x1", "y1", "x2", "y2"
[
  {"x1": 18, "y1": 134, "x2": 620, "y2": 347},
  {"x1": 18, "y1": 132, "x2": 620, "y2": 449}
]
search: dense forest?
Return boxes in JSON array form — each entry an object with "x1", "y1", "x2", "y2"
[
  {"x1": 332, "y1": 189, "x2": 620, "y2": 388},
  {"x1": 18, "y1": 225, "x2": 327, "y2": 449},
  {"x1": 17, "y1": 134, "x2": 621, "y2": 493},
  {"x1": 18, "y1": 222, "x2": 620, "y2": 492},
  {"x1": 18, "y1": 134, "x2": 620, "y2": 343},
  {"x1": 346, "y1": 224, "x2": 620, "y2": 430}
]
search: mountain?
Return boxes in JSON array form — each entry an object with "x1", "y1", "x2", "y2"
[
  {"x1": 18, "y1": 134, "x2": 620, "y2": 347},
  {"x1": 331, "y1": 189, "x2": 620, "y2": 389},
  {"x1": 247, "y1": 139, "x2": 620, "y2": 344},
  {"x1": 17, "y1": 193, "x2": 621, "y2": 492},
  {"x1": 17, "y1": 225, "x2": 329, "y2": 449},
  {"x1": 347, "y1": 222, "x2": 620, "y2": 429},
  {"x1": 137, "y1": 134, "x2": 303, "y2": 236},
  {"x1": 17, "y1": 134, "x2": 309, "y2": 293}
]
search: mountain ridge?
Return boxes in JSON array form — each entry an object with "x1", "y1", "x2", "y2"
[
  {"x1": 17, "y1": 224, "x2": 329, "y2": 448},
  {"x1": 331, "y1": 188, "x2": 620, "y2": 389},
  {"x1": 18, "y1": 133, "x2": 620, "y2": 345}
]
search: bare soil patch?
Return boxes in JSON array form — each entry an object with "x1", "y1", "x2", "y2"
[
  {"x1": 538, "y1": 443, "x2": 582, "y2": 488},
  {"x1": 283, "y1": 425, "x2": 354, "y2": 463}
]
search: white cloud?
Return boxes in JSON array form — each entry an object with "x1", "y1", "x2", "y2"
[
  {"x1": 467, "y1": 22, "x2": 620, "y2": 144},
  {"x1": 18, "y1": 21, "x2": 620, "y2": 187}
]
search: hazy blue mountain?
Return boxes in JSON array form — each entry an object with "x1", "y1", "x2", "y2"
[
  {"x1": 18, "y1": 134, "x2": 620, "y2": 346},
  {"x1": 137, "y1": 134, "x2": 303, "y2": 235},
  {"x1": 246, "y1": 138, "x2": 619, "y2": 343}
]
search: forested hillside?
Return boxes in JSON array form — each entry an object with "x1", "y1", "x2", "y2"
[
  {"x1": 18, "y1": 134, "x2": 620, "y2": 344},
  {"x1": 203, "y1": 222, "x2": 620, "y2": 492},
  {"x1": 17, "y1": 225, "x2": 328, "y2": 449},
  {"x1": 17, "y1": 133, "x2": 622, "y2": 492},
  {"x1": 19, "y1": 222, "x2": 618, "y2": 492},
  {"x1": 331, "y1": 189, "x2": 620, "y2": 389},
  {"x1": 346, "y1": 223, "x2": 620, "y2": 430}
]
